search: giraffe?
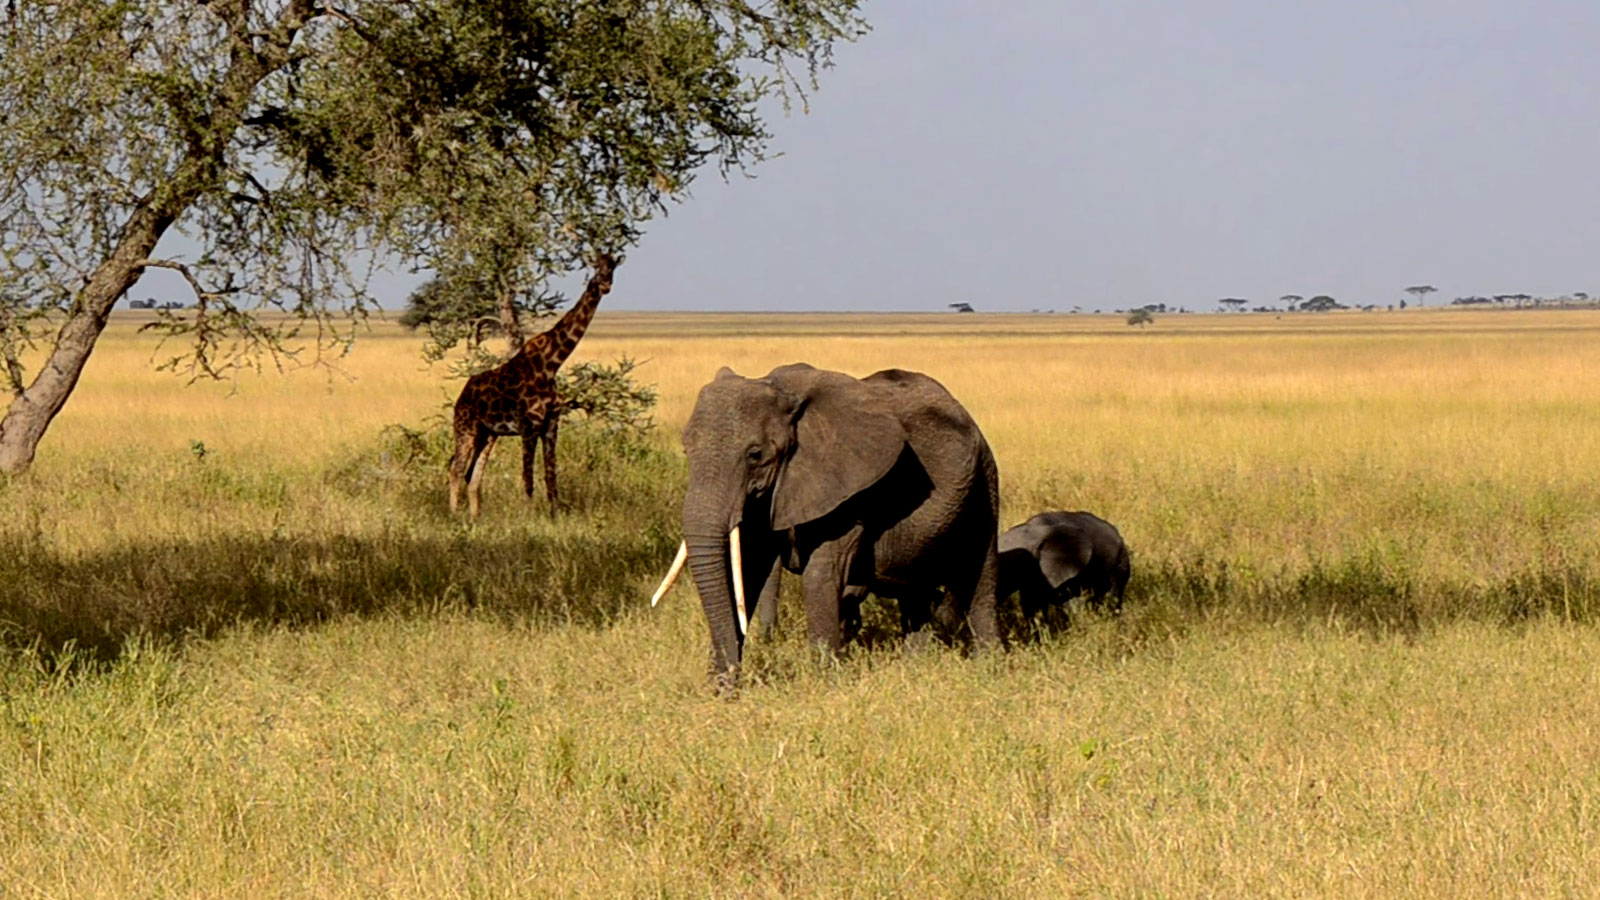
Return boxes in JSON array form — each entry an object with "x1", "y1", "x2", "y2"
[{"x1": 447, "y1": 254, "x2": 618, "y2": 519}]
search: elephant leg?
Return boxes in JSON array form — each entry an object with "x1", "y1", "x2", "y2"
[
  {"x1": 899, "y1": 590, "x2": 932, "y2": 635},
  {"x1": 950, "y1": 541, "x2": 1001, "y2": 652},
  {"x1": 1042, "y1": 586, "x2": 1074, "y2": 635},
  {"x1": 898, "y1": 587, "x2": 945, "y2": 652},
  {"x1": 754, "y1": 555, "x2": 783, "y2": 635},
  {"x1": 801, "y1": 528, "x2": 862, "y2": 655},
  {"x1": 1107, "y1": 556, "x2": 1130, "y2": 616},
  {"x1": 839, "y1": 587, "x2": 866, "y2": 646},
  {"x1": 1084, "y1": 571, "x2": 1114, "y2": 614},
  {"x1": 932, "y1": 588, "x2": 967, "y2": 637},
  {"x1": 1017, "y1": 579, "x2": 1047, "y2": 621},
  {"x1": 1108, "y1": 579, "x2": 1126, "y2": 616}
]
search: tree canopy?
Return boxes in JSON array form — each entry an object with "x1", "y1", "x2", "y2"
[
  {"x1": 0, "y1": 0, "x2": 866, "y2": 473},
  {"x1": 1404, "y1": 285, "x2": 1437, "y2": 306}
]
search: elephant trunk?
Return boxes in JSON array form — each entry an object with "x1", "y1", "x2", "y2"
[
  {"x1": 684, "y1": 482, "x2": 746, "y2": 682},
  {"x1": 685, "y1": 530, "x2": 740, "y2": 680}
]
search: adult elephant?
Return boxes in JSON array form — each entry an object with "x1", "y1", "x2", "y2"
[{"x1": 652, "y1": 363, "x2": 1000, "y2": 688}]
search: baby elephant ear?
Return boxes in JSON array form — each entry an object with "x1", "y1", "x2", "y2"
[
  {"x1": 1036, "y1": 533, "x2": 1089, "y2": 590},
  {"x1": 767, "y1": 370, "x2": 906, "y2": 531}
]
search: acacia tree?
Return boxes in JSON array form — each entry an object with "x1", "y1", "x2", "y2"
[
  {"x1": 1404, "y1": 284, "x2": 1437, "y2": 307},
  {"x1": 0, "y1": 0, "x2": 865, "y2": 474}
]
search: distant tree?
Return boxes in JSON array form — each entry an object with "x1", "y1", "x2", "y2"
[
  {"x1": 1126, "y1": 308, "x2": 1154, "y2": 327},
  {"x1": 1280, "y1": 294, "x2": 1303, "y2": 311},
  {"x1": 949, "y1": 302, "x2": 976, "y2": 314},
  {"x1": 1575, "y1": 292, "x2": 1590, "y2": 301},
  {"x1": 1405, "y1": 285, "x2": 1437, "y2": 307},
  {"x1": 1218, "y1": 297, "x2": 1248, "y2": 312},
  {"x1": 1301, "y1": 295, "x2": 1346, "y2": 312}
]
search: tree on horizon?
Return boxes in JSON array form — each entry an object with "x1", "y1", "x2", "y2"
[{"x1": 1405, "y1": 285, "x2": 1438, "y2": 307}]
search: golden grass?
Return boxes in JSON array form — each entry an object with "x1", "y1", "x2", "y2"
[{"x1": 4, "y1": 307, "x2": 1600, "y2": 896}]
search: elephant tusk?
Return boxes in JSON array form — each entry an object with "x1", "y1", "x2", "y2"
[
  {"x1": 730, "y1": 526, "x2": 749, "y2": 636},
  {"x1": 650, "y1": 541, "x2": 688, "y2": 607}
]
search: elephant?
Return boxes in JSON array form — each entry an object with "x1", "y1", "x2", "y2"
[
  {"x1": 651, "y1": 362, "x2": 1001, "y2": 689},
  {"x1": 998, "y1": 510, "x2": 1130, "y2": 623}
]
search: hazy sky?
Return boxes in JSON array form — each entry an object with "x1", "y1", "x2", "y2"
[
  {"x1": 603, "y1": 0, "x2": 1600, "y2": 312},
  {"x1": 137, "y1": 0, "x2": 1600, "y2": 313}
]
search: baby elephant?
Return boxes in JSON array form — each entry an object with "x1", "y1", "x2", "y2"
[{"x1": 998, "y1": 511, "x2": 1130, "y2": 621}]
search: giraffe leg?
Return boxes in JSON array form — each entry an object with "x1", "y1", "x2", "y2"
[
  {"x1": 520, "y1": 428, "x2": 538, "y2": 502},
  {"x1": 541, "y1": 412, "x2": 560, "y2": 517},
  {"x1": 448, "y1": 427, "x2": 483, "y2": 516},
  {"x1": 466, "y1": 435, "x2": 495, "y2": 520}
]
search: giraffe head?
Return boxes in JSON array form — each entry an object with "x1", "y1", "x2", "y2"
[{"x1": 592, "y1": 253, "x2": 617, "y2": 292}]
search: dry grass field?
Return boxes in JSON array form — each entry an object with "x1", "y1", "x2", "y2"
[{"x1": 4, "y1": 307, "x2": 1600, "y2": 896}]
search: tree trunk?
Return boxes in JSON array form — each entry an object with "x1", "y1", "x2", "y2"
[
  {"x1": 0, "y1": 206, "x2": 173, "y2": 475},
  {"x1": 0, "y1": 3, "x2": 311, "y2": 475}
]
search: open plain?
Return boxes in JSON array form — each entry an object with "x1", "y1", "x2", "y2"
[{"x1": 4, "y1": 308, "x2": 1600, "y2": 897}]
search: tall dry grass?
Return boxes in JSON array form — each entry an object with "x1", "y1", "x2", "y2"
[{"x1": 4, "y1": 307, "x2": 1600, "y2": 896}]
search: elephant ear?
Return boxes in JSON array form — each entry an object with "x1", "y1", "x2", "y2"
[
  {"x1": 767, "y1": 366, "x2": 906, "y2": 531},
  {"x1": 1035, "y1": 532, "x2": 1088, "y2": 590}
]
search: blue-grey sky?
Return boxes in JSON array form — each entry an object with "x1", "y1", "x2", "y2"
[
  {"x1": 603, "y1": 0, "x2": 1600, "y2": 311},
  {"x1": 132, "y1": 0, "x2": 1600, "y2": 313}
]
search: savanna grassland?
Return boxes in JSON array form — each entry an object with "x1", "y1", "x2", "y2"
[{"x1": 4, "y1": 308, "x2": 1600, "y2": 897}]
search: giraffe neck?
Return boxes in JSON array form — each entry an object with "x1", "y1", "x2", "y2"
[{"x1": 521, "y1": 255, "x2": 616, "y2": 368}]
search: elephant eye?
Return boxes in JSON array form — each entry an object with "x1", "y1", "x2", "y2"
[{"x1": 746, "y1": 445, "x2": 764, "y2": 464}]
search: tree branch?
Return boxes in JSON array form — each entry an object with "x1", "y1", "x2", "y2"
[
  {"x1": 0, "y1": 321, "x2": 23, "y2": 398},
  {"x1": 136, "y1": 258, "x2": 230, "y2": 307}
]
